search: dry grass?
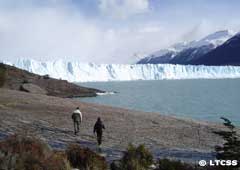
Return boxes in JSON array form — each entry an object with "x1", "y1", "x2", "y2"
[
  {"x1": 66, "y1": 144, "x2": 108, "y2": 170},
  {"x1": 0, "y1": 135, "x2": 71, "y2": 170}
]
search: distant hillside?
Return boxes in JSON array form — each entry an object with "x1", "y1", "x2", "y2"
[
  {"x1": 169, "y1": 44, "x2": 214, "y2": 64},
  {"x1": 137, "y1": 30, "x2": 235, "y2": 65},
  {"x1": 0, "y1": 63, "x2": 103, "y2": 97},
  {"x1": 190, "y1": 33, "x2": 240, "y2": 66}
]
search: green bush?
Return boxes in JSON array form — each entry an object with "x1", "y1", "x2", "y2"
[
  {"x1": 114, "y1": 144, "x2": 154, "y2": 170},
  {"x1": 66, "y1": 144, "x2": 108, "y2": 170},
  {"x1": 0, "y1": 135, "x2": 71, "y2": 170},
  {"x1": 214, "y1": 117, "x2": 240, "y2": 162}
]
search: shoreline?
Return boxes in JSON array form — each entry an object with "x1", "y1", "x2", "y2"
[
  {"x1": 77, "y1": 79, "x2": 240, "y2": 126},
  {"x1": 76, "y1": 77, "x2": 240, "y2": 83},
  {"x1": 0, "y1": 88, "x2": 232, "y2": 162}
]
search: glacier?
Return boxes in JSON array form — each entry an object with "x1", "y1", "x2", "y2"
[{"x1": 1, "y1": 59, "x2": 240, "y2": 82}]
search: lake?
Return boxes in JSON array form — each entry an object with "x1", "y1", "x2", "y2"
[{"x1": 77, "y1": 79, "x2": 240, "y2": 125}]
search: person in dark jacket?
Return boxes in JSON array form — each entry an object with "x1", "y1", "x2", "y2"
[
  {"x1": 71, "y1": 107, "x2": 82, "y2": 135},
  {"x1": 93, "y1": 117, "x2": 105, "y2": 146}
]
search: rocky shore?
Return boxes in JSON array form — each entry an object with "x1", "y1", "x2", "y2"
[
  {"x1": 0, "y1": 88, "x2": 230, "y2": 162},
  {"x1": 0, "y1": 63, "x2": 103, "y2": 97}
]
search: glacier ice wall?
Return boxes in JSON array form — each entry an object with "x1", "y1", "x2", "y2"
[{"x1": 2, "y1": 59, "x2": 240, "y2": 82}]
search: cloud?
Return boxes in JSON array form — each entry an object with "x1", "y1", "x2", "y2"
[
  {"x1": 98, "y1": 0, "x2": 149, "y2": 19},
  {"x1": 138, "y1": 26, "x2": 163, "y2": 33},
  {"x1": 0, "y1": 7, "x2": 103, "y2": 62},
  {"x1": 0, "y1": 0, "x2": 239, "y2": 64},
  {"x1": 0, "y1": 1, "x2": 180, "y2": 63}
]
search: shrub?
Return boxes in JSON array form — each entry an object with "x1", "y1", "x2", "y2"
[
  {"x1": 0, "y1": 135, "x2": 71, "y2": 170},
  {"x1": 212, "y1": 117, "x2": 240, "y2": 170},
  {"x1": 66, "y1": 144, "x2": 107, "y2": 170},
  {"x1": 43, "y1": 151, "x2": 71, "y2": 170},
  {"x1": 110, "y1": 161, "x2": 121, "y2": 170},
  {"x1": 115, "y1": 144, "x2": 154, "y2": 170},
  {"x1": 155, "y1": 158, "x2": 194, "y2": 170},
  {"x1": 214, "y1": 117, "x2": 240, "y2": 162},
  {"x1": 22, "y1": 79, "x2": 29, "y2": 84},
  {"x1": 43, "y1": 74, "x2": 50, "y2": 79},
  {"x1": 0, "y1": 63, "x2": 6, "y2": 87}
]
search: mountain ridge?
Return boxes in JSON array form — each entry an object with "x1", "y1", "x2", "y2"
[
  {"x1": 190, "y1": 33, "x2": 240, "y2": 66},
  {"x1": 137, "y1": 30, "x2": 236, "y2": 65}
]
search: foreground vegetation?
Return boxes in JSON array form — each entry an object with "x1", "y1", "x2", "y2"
[
  {"x1": 0, "y1": 135, "x2": 107, "y2": 170},
  {"x1": 0, "y1": 63, "x2": 6, "y2": 87},
  {"x1": 0, "y1": 118, "x2": 239, "y2": 170},
  {"x1": 214, "y1": 117, "x2": 240, "y2": 161}
]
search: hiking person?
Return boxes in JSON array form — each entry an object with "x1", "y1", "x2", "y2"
[
  {"x1": 93, "y1": 117, "x2": 105, "y2": 146},
  {"x1": 71, "y1": 107, "x2": 82, "y2": 135}
]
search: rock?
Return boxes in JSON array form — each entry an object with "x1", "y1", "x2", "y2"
[
  {"x1": 20, "y1": 83, "x2": 47, "y2": 95},
  {"x1": 1, "y1": 63, "x2": 103, "y2": 98}
]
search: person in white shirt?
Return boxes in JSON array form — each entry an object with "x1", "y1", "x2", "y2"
[{"x1": 71, "y1": 107, "x2": 82, "y2": 135}]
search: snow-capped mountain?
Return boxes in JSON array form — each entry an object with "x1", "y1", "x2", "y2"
[
  {"x1": 1, "y1": 59, "x2": 240, "y2": 82},
  {"x1": 137, "y1": 30, "x2": 235, "y2": 64},
  {"x1": 190, "y1": 32, "x2": 240, "y2": 65}
]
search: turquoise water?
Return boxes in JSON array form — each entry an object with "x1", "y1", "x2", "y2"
[{"x1": 77, "y1": 79, "x2": 240, "y2": 125}]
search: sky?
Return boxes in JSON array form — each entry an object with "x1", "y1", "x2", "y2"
[{"x1": 0, "y1": 0, "x2": 240, "y2": 63}]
